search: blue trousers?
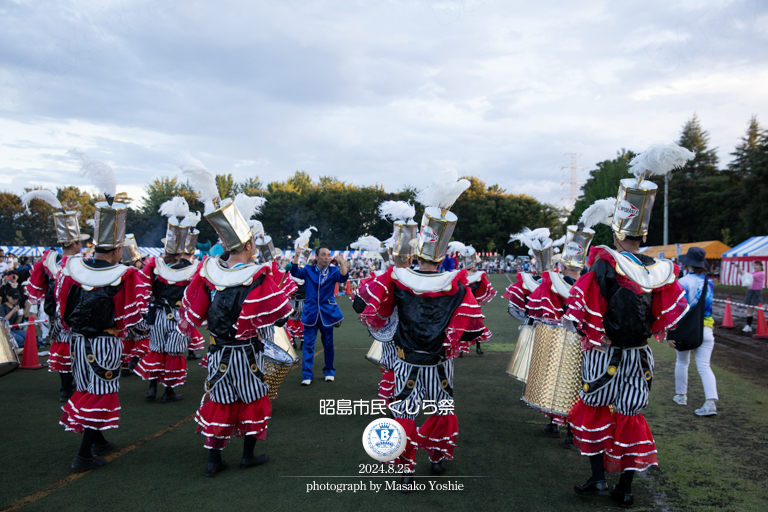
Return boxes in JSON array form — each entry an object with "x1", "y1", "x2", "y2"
[{"x1": 302, "y1": 321, "x2": 335, "y2": 380}]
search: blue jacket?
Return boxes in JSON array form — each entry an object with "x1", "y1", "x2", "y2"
[{"x1": 289, "y1": 264, "x2": 349, "y2": 327}]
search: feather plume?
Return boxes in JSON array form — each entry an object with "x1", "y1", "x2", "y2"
[
  {"x1": 553, "y1": 235, "x2": 566, "y2": 247},
  {"x1": 249, "y1": 220, "x2": 265, "y2": 238},
  {"x1": 68, "y1": 150, "x2": 117, "y2": 204},
  {"x1": 233, "y1": 193, "x2": 267, "y2": 220},
  {"x1": 579, "y1": 197, "x2": 617, "y2": 228},
  {"x1": 177, "y1": 152, "x2": 220, "y2": 210},
  {"x1": 295, "y1": 226, "x2": 317, "y2": 249},
  {"x1": 382, "y1": 234, "x2": 397, "y2": 248},
  {"x1": 378, "y1": 201, "x2": 416, "y2": 222},
  {"x1": 158, "y1": 196, "x2": 190, "y2": 220},
  {"x1": 184, "y1": 211, "x2": 202, "y2": 229},
  {"x1": 86, "y1": 219, "x2": 96, "y2": 228},
  {"x1": 447, "y1": 241, "x2": 468, "y2": 255},
  {"x1": 415, "y1": 168, "x2": 471, "y2": 211},
  {"x1": 351, "y1": 235, "x2": 384, "y2": 252},
  {"x1": 629, "y1": 143, "x2": 696, "y2": 183},
  {"x1": 509, "y1": 227, "x2": 551, "y2": 250},
  {"x1": 20, "y1": 190, "x2": 63, "y2": 213}
]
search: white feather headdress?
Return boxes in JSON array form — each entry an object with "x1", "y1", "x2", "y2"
[
  {"x1": 249, "y1": 220, "x2": 265, "y2": 238},
  {"x1": 68, "y1": 150, "x2": 117, "y2": 205},
  {"x1": 509, "y1": 227, "x2": 552, "y2": 250},
  {"x1": 553, "y1": 235, "x2": 566, "y2": 247},
  {"x1": 177, "y1": 152, "x2": 220, "y2": 212},
  {"x1": 20, "y1": 190, "x2": 63, "y2": 213},
  {"x1": 378, "y1": 201, "x2": 416, "y2": 222},
  {"x1": 447, "y1": 241, "x2": 468, "y2": 256},
  {"x1": 233, "y1": 193, "x2": 267, "y2": 221},
  {"x1": 158, "y1": 196, "x2": 190, "y2": 221},
  {"x1": 295, "y1": 226, "x2": 317, "y2": 249},
  {"x1": 415, "y1": 168, "x2": 470, "y2": 212},
  {"x1": 351, "y1": 236, "x2": 384, "y2": 252},
  {"x1": 629, "y1": 143, "x2": 695, "y2": 184},
  {"x1": 184, "y1": 211, "x2": 202, "y2": 229},
  {"x1": 579, "y1": 198, "x2": 617, "y2": 228}
]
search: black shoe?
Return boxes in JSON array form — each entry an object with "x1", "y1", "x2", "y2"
[
  {"x1": 564, "y1": 433, "x2": 574, "y2": 447},
  {"x1": 205, "y1": 460, "x2": 228, "y2": 477},
  {"x1": 610, "y1": 487, "x2": 634, "y2": 508},
  {"x1": 59, "y1": 390, "x2": 73, "y2": 403},
  {"x1": 71, "y1": 455, "x2": 107, "y2": 472},
  {"x1": 187, "y1": 352, "x2": 201, "y2": 360},
  {"x1": 476, "y1": 344, "x2": 484, "y2": 355},
  {"x1": 121, "y1": 369, "x2": 132, "y2": 377},
  {"x1": 161, "y1": 392, "x2": 183, "y2": 403},
  {"x1": 91, "y1": 441, "x2": 115, "y2": 457},
  {"x1": 574, "y1": 477, "x2": 609, "y2": 496},
  {"x1": 543, "y1": 423, "x2": 560, "y2": 438},
  {"x1": 430, "y1": 460, "x2": 446, "y2": 476},
  {"x1": 400, "y1": 474, "x2": 415, "y2": 493},
  {"x1": 458, "y1": 352, "x2": 463, "y2": 358},
  {"x1": 145, "y1": 386, "x2": 157, "y2": 400},
  {"x1": 240, "y1": 454, "x2": 269, "y2": 469},
  {"x1": 128, "y1": 357, "x2": 139, "y2": 371}
]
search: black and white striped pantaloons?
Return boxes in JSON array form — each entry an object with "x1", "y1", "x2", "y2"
[
  {"x1": 149, "y1": 309, "x2": 189, "y2": 355},
  {"x1": 390, "y1": 358, "x2": 454, "y2": 421},
  {"x1": 70, "y1": 334, "x2": 122, "y2": 395},
  {"x1": 580, "y1": 345, "x2": 654, "y2": 416},
  {"x1": 206, "y1": 344, "x2": 270, "y2": 404}
]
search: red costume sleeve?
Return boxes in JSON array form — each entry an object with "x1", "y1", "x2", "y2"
[
  {"x1": 26, "y1": 256, "x2": 50, "y2": 304},
  {"x1": 502, "y1": 274, "x2": 529, "y2": 312},
  {"x1": 526, "y1": 272, "x2": 565, "y2": 322},
  {"x1": 563, "y1": 272, "x2": 607, "y2": 350},
  {"x1": 357, "y1": 268, "x2": 397, "y2": 331},
  {"x1": 139, "y1": 256, "x2": 157, "y2": 288},
  {"x1": 444, "y1": 285, "x2": 492, "y2": 358},
  {"x1": 178, "y1": 269, "x2": 212, "y2": 336},
  {"x1": 271, "y1": 261, "x2": 298, "y2": 298},
  {"x1": 235, "y1": 267, "x2": 294, "y2": 340},
  {"x1": 56, "y1": 274, "x2": 75, "y2": 332},
  {"x1": 113, "y1": 267, "x2": 150, "y2": 336},
  {"x1": 472, "y1": 273, "x2": 497, "y2": 306}
]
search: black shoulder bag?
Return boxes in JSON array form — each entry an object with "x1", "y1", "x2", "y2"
[{"x1": 668, "y1": 276, "x2": 707, "y2": 351}]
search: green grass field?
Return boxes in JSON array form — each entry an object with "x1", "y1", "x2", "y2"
[{"x1": 1, "y1": 274, "x2": 767, "y2": 511}]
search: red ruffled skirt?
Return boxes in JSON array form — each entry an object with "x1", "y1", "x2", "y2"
[
  {"x1": 378, "y1": 369, "x2": 395, "y2": 402},
  {"x1": 60, "y1": 391, "x2": 120, "y2": 432},
  {"x1": 130, "y1": 338, "x2": 150, "y2": 360},
  {"x1": 134, "y1": 351, "x2": 187, "y2": 386},
  {"x1": 389, "y1": 417, "x2": 419, "y2": 471},
  {"x1": 195, "y1": 396, "x2": 272, "y2": 450},
  {"x1": 47, "y1": 341, "x2": 71, "y2": 373},
  {"x1": 286, "y1": 319, "x2": 304, "y2": 341},
  {"x1": 200, "y1": 353, "x2": 209, "y2": 369},
  {"x1": 568, "y1": 399, "x2": 658, "y2": 472},
  {"x1": 189, "y1": 331, "x2": 205, "y2": 351},
  {"x1": 418, "y1": 414, "x2": 458, "y2": 463}
]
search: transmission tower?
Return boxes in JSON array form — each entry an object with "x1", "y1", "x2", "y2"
[{"x1": 560, "y1": 153, "x2": 584, "y2": 210}]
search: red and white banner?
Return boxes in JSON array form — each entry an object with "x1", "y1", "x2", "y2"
[{"x1": 720, "y1": 256, "x2": 768, "y2": 287}]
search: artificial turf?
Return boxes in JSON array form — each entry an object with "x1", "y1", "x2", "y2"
[{"x1": 1, "y1": 274, "x2": 767, "y2": 511}]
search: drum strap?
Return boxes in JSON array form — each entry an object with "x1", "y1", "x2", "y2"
[
  {"x1": 84, "y1": 337, "x2": 121, "y2": 381},
  {"x1": 436, "y1": 363, "x2": 453, "y2": 397},
  {"x1": 395, "y1": 364, "x2": 421, "y2": 402},
  {"x1": 582, "y1": 349, "x2": 623, "y2": 395}
]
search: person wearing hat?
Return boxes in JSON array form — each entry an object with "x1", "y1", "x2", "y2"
[
  {"x1": 58, "y1": 151, "x2": 150, "y2": 471},
  {"x1": 668, "y1": 246, "x2": 718, "y2": 416},
  {"x1": 176, "y1": 154, "x2": 294, "y2": 477},
  {"x1": 119, "y1": 234, "x2": 151, "y2": 376},
  {"x1": 563, "y1": 143, "x2": 693, "y2": 508},
  {"x1": 21, "y1": 189, "x2": 89, "y2": 402},
  {"x1": 134, "y1": 199, "x2": 200, "y2": 402},
  {"x1": 355, "y1": 170, "x2": 490, "y2": 485}
]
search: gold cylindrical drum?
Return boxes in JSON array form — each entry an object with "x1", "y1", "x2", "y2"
[
  {"x1": 392, "y1": 221, "x2": 418, "y2": 258},
  {"x1": 0, "y1": 319, "x2": 19, "y2": 378},
  {"x1": 93, "y1": 202, "x2": 128, "y2": 249},
  {"x1": 522, "y1": 323, "x2": 584, "y2": 417},
  {"x1": 561, "y1": 225, "x2": 595, "y2": 270},
  {"x1": 416, "y1": 207, "x2": 457, "y2": 263},
  {"x1": 365, "y1": 339, "x2": 385, "y2": 368},
  {"x1": 263, "y1": 335, "x2": 297, "y2": 401},
  {"x1": 506, "y1": 324, "x2": 535, "y2": 382},
  {"x1": 611, "y1": 178, "x2": 658, "y2": 239}
]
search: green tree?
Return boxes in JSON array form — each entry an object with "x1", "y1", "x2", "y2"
[{"x1": 0, "y1": 192, "x2": 22, "y2": 245}]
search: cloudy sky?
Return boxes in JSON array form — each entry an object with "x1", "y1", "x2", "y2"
[{"x1": 1, "y1": 0, "x2": 766, "y2": 209}]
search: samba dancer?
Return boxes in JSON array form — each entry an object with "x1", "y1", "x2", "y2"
[
  {"x1": 356, "y1": 170, "x2": 490, "y2": 484},
  {"x1": 134, "y1": 198, "x2": 200, "y2": 402},
  {"x1": 564, "y1": 143, "x2": 692, "y2": 508},
  {"x1": 448, "y1": 241, "x2": 496, "y2": 354},
  {"x1": 181, "y1": 214, "x2": 206, "y2": 360},
  {"x1": 177, "y1": 154, "x2": 293, "y2": 477},
  {"x1": 120, "y1": 234, "x2": 151, "y2": 376},
  {"x1": 21, "y1": 190, "x2": 89, "y2": 402},
  {"x1": 57, "y1": 151, "x2": 149, "y2": 471}
]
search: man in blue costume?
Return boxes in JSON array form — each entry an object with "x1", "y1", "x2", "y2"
[{"x1": 290, "y1": 246, "x2": 348, "y2": 385}]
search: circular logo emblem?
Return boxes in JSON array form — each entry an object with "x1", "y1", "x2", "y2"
[
  {"x1": 607, "y1": 365, "x2": 617, "y2": 375},
  {"x1": 615, "y1": 200, "x2": 639, "y2": 219},
  {"x1": 420, "y1": 226, "x2": 439, "y2": 243},
  {"x1": 105, "y1": 370, "x2": 113, "y2": 379},
  {"x1": 362, "y1": 418, "x2": 407, "y2": 462},
  {"x1": 566, "y1": 241, "x2": 584, "y2": 256}
]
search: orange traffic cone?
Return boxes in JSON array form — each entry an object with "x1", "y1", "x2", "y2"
[
  {"x1": 334, "y1": 283, "x2": 339, "y2": 297},
  {"x1": 719, "y1": 298, "x2": 734, "y2": 329},
  {"x1": 19, "y1": 316, "x2": 46, "y2": 370},
  {"x1": 753, "y1": 304, "x2": 768, "y2": 339},
  {"x1": 345, "y1": 280, "x2": 351, "y2": 295}
]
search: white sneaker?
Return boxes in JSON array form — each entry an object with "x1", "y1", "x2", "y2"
[
  {"x1": 301, "y1": 379, "x2": 312, "y2": 386},
  {"x1": 673, "y1": 394, "x2": 687, "y2": 406},
  {"x1": 743, "y1": 325, "x2": 753, "y2": 332},
  {"x1": 325, "y1": 375, "x2": 335, "y2": 382},
  {"x1": 695, "y1": 401, "x2": 717, "y2": 416}
]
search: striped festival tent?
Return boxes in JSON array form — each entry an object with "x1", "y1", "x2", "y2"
[{"x1": 720, "y1": 236, "x2": 768, "y2": 287}]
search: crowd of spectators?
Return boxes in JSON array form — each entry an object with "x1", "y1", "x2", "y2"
[{"x1": 0, "y1": 249, "x2": 45, "y2": 351}]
